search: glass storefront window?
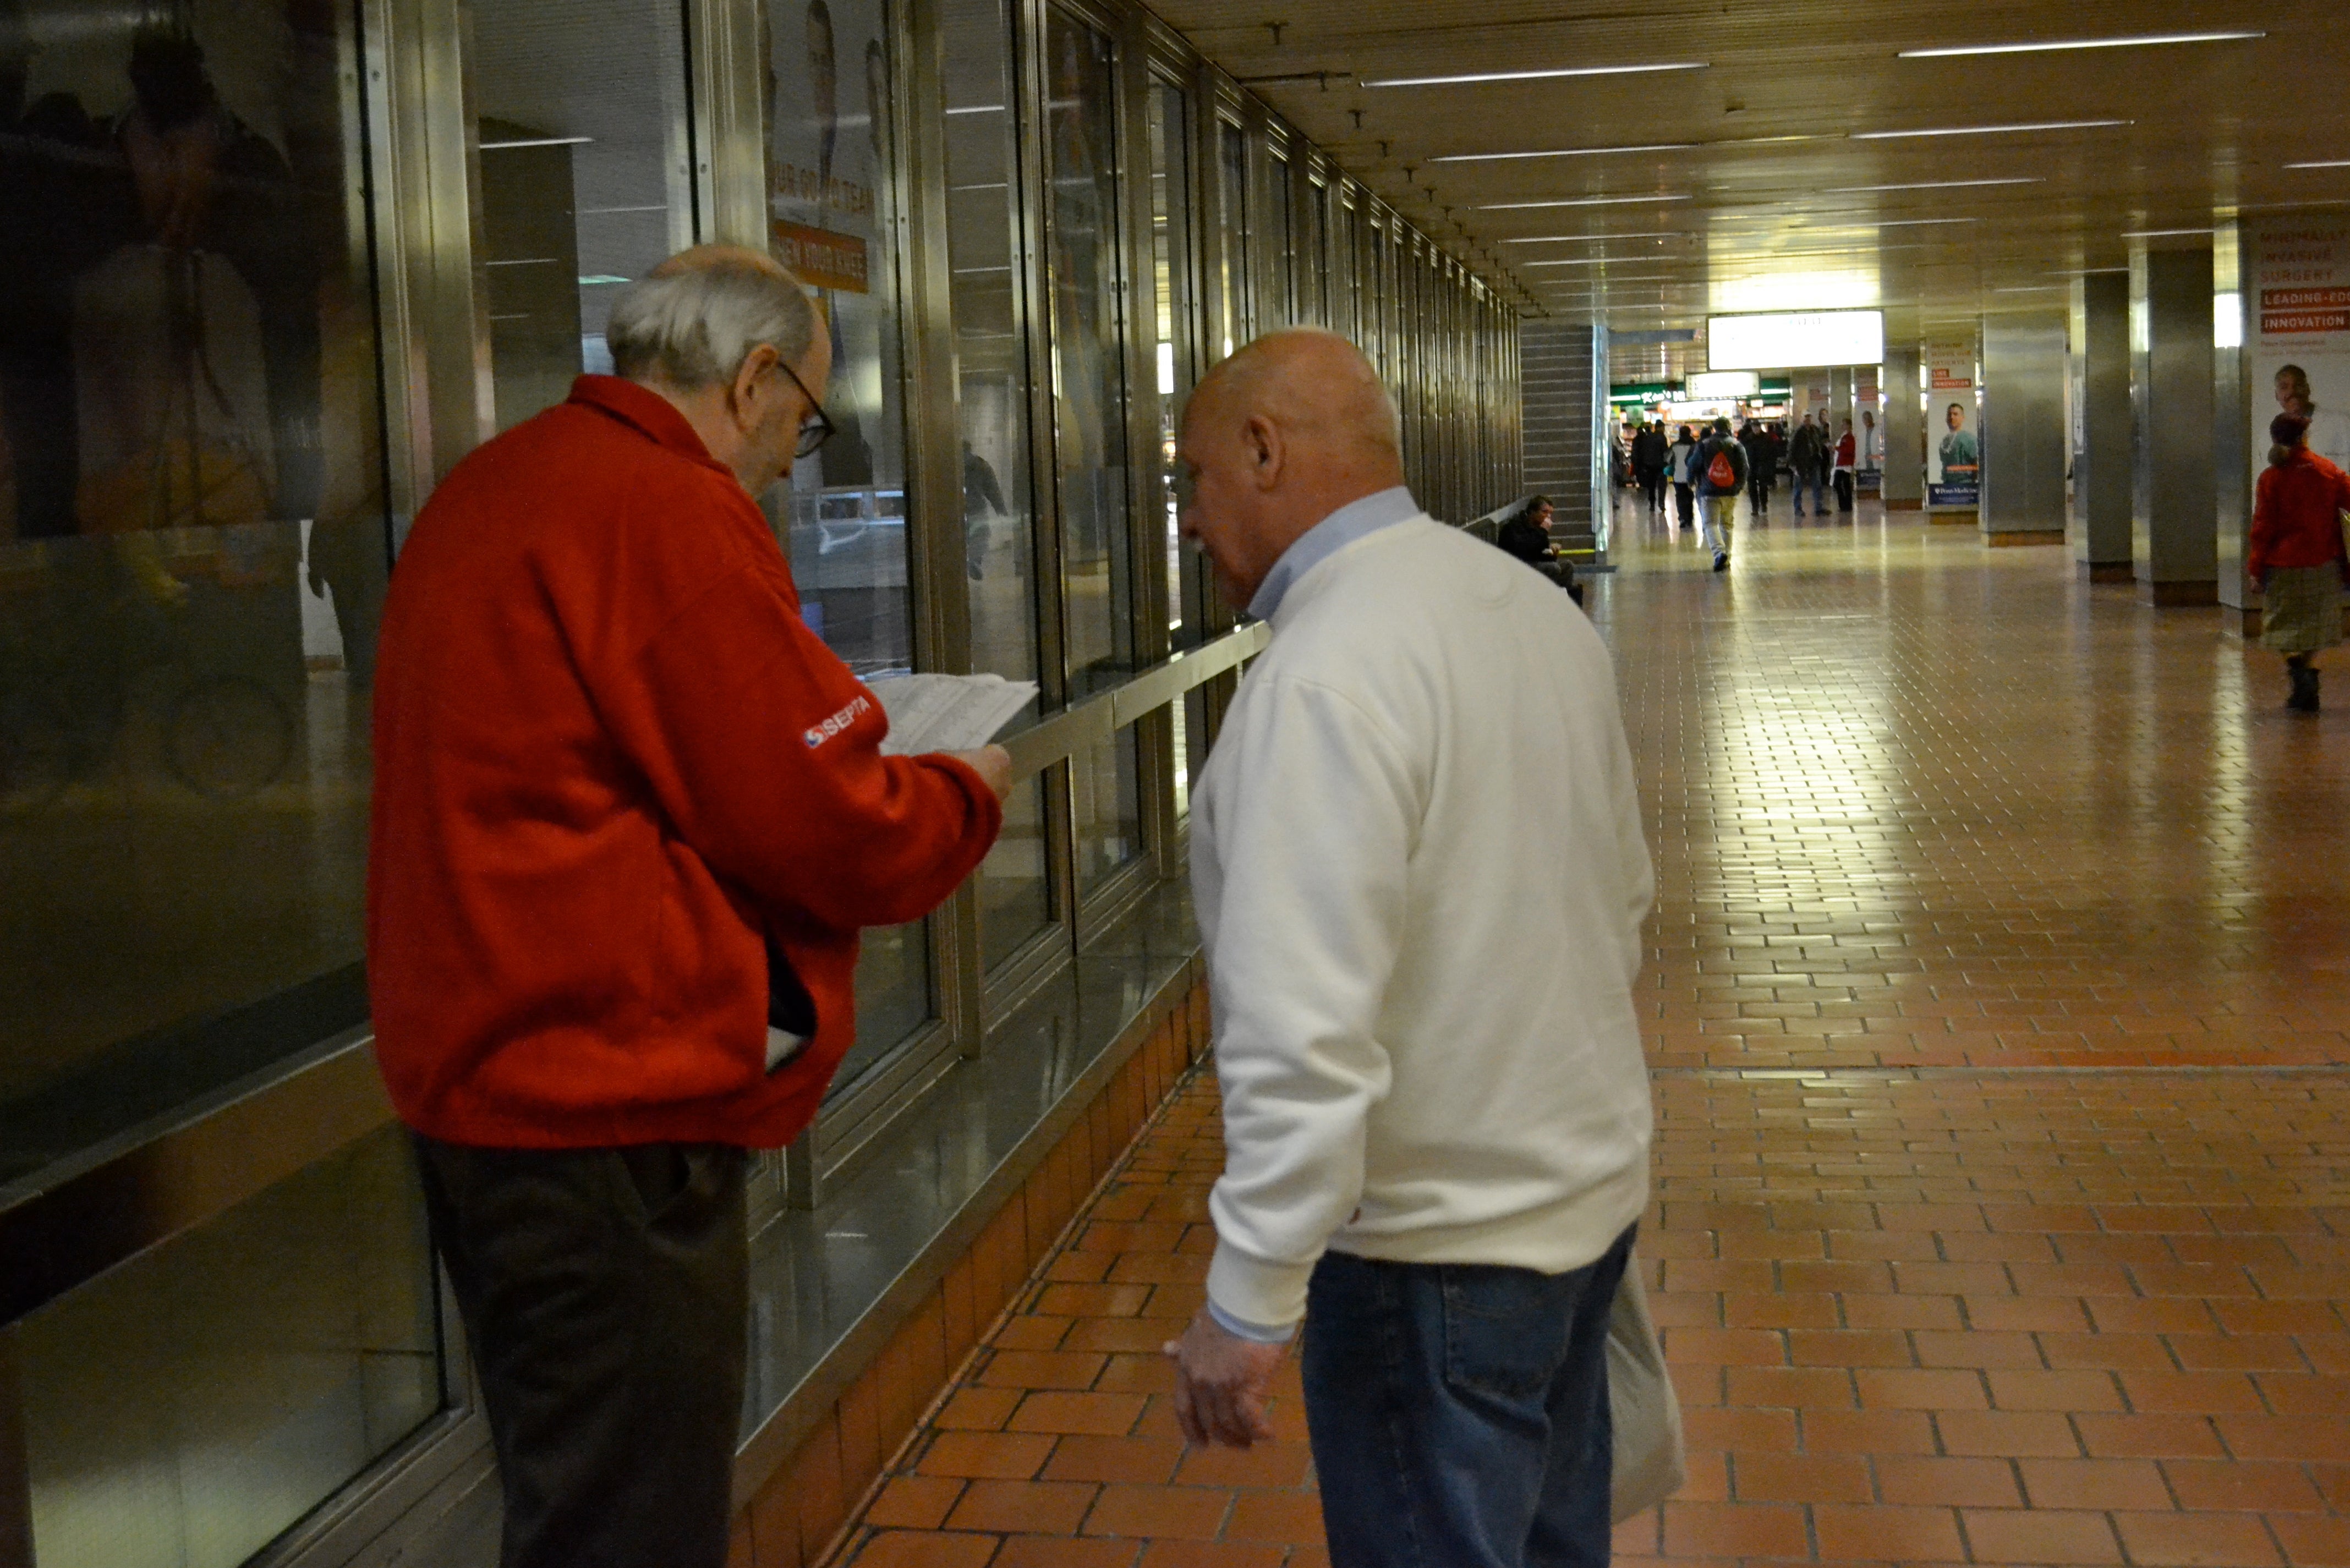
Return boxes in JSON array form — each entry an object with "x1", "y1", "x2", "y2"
[
  {"x1": 0, "y1": 1, "x2": 388, "y2": 1173},
  {"x1": 944, "y1": 0, "x2": 1039, "y2": 693},
  {"x1": 1304, "y1": 177, "x2": 1328, "y2": 325},
  {"x1": 20, "y1": 1124, "x2": 439, "y2": 1568},
  {"x1": 1266, "y1": 152, "x2": 1294, "y2": 327},
  {"x1": 1146, "y1": 79, "x2": 1202, "y2": 654},
  {"x1": 1215, "y1": 120, "x2": 1249, "y2": 358},
  {"x1": 1043, "y1": 9, "x2": 1132, "y2": 699},
  {"x1": 1072, "y1": 721, "x2": 1141, "y2": 895},
  {"x1": 979, "y1": 772, "x2": 1051, "y2": 972},
  {"x1": 470, "y1": 0, "x2": 696, "y2": 431},
  {"x1": 945, "y1": 0, "x2": 1054, "y2": 971},
  {"x1": 768, "y1": 0, "x2": 930, "y2": 1077}
]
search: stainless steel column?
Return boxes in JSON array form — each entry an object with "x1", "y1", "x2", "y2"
[
  {"x1": 1980, "y1": 311, "x2": 2068, "y2": 545},
  {"x1": 1882, "y1": 346, "x2": 1924, "y2": 508},
  {"x1": 2213, "y1": 223, "x2": 2258, "y2": 632},
  {"x1": 2132, "y1": 244, "x2": 2219, "y2": 604},
  {"x1": 2070, "y1": 273, "x2": 2134, "y2": 578}
]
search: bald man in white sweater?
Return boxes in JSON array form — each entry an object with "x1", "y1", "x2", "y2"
[{"x1": 1166, "y1": 330, "x2": 1654, "y2": 1568}]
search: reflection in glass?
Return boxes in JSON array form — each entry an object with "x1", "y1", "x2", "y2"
[
  {"x1": 472, "y1": 0, "x2": 695, "y2": 430},
  {"x1": 1266, "y1": 154, "x2": 1294, "y2": 327},
  {"x1": 1367, "y1": 223, "x2": 1387, "y2": 376},
  {"x1": 1146, "y1": 81, "x2": 1202, "y2": 653},
  {"x1": 0, "y1": 3, "x2": 386, "y2": 1171},
  {"x1": 1216, "y1": 122, "x2": 1250, "y2": 358},
  {"x1": 1073, "y1": 722, "x2": 1142, "y2": 895},
  {"x1": 768, "y1": 0, "x2": 930, "y2": 1075},
  {"x1": 21, "y1": 1125, "x2": 440, "y2": 1567},
  {"x1": 1043, "y1": 10, "x2": 1132, "y2": 698},
  {"x1": 943, "y1": 0, "x2": 1039, "y2": 690},
  {"x1": 979, "y1": 773, "x2": 1052, "y2": 972}
]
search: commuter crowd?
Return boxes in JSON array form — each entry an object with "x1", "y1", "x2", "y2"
[{"x1": 1615, "y1": 407, "x2": 1872, "y2": 573}]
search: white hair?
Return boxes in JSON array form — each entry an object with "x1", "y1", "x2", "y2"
[{"x1": 605, "y1": 253, "x2": 819, "y2": 391}]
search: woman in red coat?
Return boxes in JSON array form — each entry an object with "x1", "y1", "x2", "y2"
[{"x1": 2250, "y1": 412, "x2": 2350, "y2": 712}]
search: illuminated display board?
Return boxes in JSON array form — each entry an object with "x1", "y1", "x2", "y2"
[{"x1": 1707, "y1": 311, "x2": 1885, "y2": 371}]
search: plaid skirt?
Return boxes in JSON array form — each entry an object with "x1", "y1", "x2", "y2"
[{"x1": 2263, "y1": 564, "x2": 2346, "y2": 653}]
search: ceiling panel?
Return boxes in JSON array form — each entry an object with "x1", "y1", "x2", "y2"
[{"x1": 1151, "y1": 0, "x2": 2348, "y2": 373}]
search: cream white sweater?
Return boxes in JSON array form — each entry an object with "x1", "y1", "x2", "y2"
[{"x1": 1193, "y1": 517, "x2": 1655, "y2": 1331}]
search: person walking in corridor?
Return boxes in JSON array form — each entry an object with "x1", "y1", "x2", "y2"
[
  {"x1": 1788, "y1": 413, "x2": 1826, "y2": 517},
  {"x1": 1165, "y1": 327, "x2": 1653, "y2": 1568},
  {"x1": 368, "y1": 246, "x2": 1010, "y2": 1568},
  {"x1": 2250, "y1": 410, "x2": 2350, "y2": 712},
  {"x1": 1669, "y1": 423, "x2": 1698, "y2": 530},
  {"x1": 1631, "y1": 419, "x2": 1669, "y2": 517},
  {"x1": 1696, "y1": 415, "x2": 1748, "y2": 572},
  {"x1": 1740, "y1": 419, "x2": 1774, "y2": 518},
  {"x1": 1833, "y1": 420, "x2": 1857, "y2": 514}
]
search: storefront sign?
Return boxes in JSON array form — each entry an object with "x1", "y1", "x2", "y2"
[
  {"x1": 2249, "y1": 219, "x2": 2350, "y2": 476},
  {"x1": 772, "y1": 219, "x2": 871, "y2": 294},
  {"x1": 1926, "y1": 333, "x2": 1980, "y2": 508}
]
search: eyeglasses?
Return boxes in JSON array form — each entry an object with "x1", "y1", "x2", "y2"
[{"x1": 777, "y1": 358, "x2": 836, "y2": 458}]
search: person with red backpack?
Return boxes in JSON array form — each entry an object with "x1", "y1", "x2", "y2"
[{"x1": 1694, "y1": 416, "x2": 1748, "y2": 572}]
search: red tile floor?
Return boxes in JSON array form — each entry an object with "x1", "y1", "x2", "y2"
[{"x1": 832, "y1": 510, "x2": 2350, "y2": 1566}]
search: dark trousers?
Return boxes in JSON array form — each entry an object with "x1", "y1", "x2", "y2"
[
  {"x1": 1301, "y1": 1227, "x2": 1635, "y2": 1568},
  {"x1": 1833, "y1": 470, "x2": 1854, "y2": 512},
  {"x1": 412, "y1": 1135, "x2": 751, "y2": 1568},
  {"x1": 1636, "y1": 468, "x2": 1666, "y2": 512},
  {"x1": 1672, "y1": 482, "x2": 1694, "y2": 527},
  {"x1": 1747, "y1": 470, "x2": 1771, "y2": 512}
]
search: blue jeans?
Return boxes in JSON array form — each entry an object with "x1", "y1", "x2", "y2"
[
  {"x1": 1301, "y1": 1226, "x2": 1635, "y2": 1568},
  {"x1": 1793, "y1": 474, "x2": 1827, "y2": 514}
]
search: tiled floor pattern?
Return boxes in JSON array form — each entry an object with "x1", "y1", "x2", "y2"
[{"x1": 835, "y1": 514, "x2": 2350, "y2": 1565}]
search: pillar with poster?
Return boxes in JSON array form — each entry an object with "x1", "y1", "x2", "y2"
[
  {"x1": 1926, "y1": 333, "x2": 1980, "y2": 514},
  {"x1": 2250, "y1": 220, "x2": 2350, "y2": 475}
]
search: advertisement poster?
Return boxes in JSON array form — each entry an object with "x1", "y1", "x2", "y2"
[
  {"x1": 1926, "y1": 333, "x2": 1980, "y2": 508},
  {"x1": 2249, "y1": 219, "x2": 2350, "y2": 478}
]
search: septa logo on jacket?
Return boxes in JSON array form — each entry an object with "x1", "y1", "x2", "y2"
[{"x1": 804, "y1": 694, "x2": 873, "y2": 748}]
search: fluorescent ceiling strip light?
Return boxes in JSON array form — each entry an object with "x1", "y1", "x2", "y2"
[
  {"x1": 1854, "y1": 118, "x2": 2128, "y2": 139},
  {"x1": 2285, "y1": 160, "x2": 2350, "y2": 169},
  {"x1": 1362, "y1": 61, "x2": 1706, "y2": 89},
  {"x1": 480, "y1": 135, "x2": 593, "y2": 149},
  {"x1": 1497, "y1": 231, "x2": 1688, "y2": 244},
  {"x1": 1899, "y1": 30, "x2": 2263, "y2": 58},
  {"x1": 1480, "y1": 193, "x2": 1692, "y2": 211},
  {"x1": 1991, "y1": 284, "x2": 2066, "y2": 292},
  {"x1": 2121, "y1": 227, "x2": 2212, "y2": 237},
  {"x1": 1825, "y1": 178, "x2": 2042, "y2": 193},
  {"x1": 1433, "y1": 142, "x2": 1696, "y2": 163}
]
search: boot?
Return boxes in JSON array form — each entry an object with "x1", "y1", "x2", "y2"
[{"x1": 2288, "y1": 661, "x2": 2320, "y2": 712}]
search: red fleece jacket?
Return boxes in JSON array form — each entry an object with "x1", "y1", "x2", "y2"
[
  {"x1": 368, "y1": 377, "x2": 1001, "y2": 1149},
  {"x1": 2250, "y1": 446, "x2": 2350, "y2": 580}
]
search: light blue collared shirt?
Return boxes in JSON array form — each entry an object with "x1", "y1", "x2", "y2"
[{"x1": 1246, "y1": 485, "x2": 1422, "y2": 623}]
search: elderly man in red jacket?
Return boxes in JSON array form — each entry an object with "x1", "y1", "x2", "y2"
[{"x1": 368, "y1": 245, "x2": 1007, "y2": 1568}]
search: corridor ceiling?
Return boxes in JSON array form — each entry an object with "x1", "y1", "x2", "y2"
[{"x1": 1150, "y1": 0, "x2": 2347, "y2": 376}]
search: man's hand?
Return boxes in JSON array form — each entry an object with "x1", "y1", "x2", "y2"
[
  {"x1": 945, "y1": 744, "x2": 1014, "y2": 802},
  {"x1": 1163, "y1": 1310, "x2": 1286, "y2": 1449}
]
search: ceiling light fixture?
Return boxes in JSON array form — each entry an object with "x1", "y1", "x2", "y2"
[
  {"x1": 1480, "y1": 193, "x2": 1693, "y2": 211},
  {"x1": 1853, "y1": 119, "x2": 2128, "y2": 140},
  {"x1": 1825, "y1": 178, "x2": 2044, "y2": 193},
  {"x1": 1898, "y1": 30, "x2": 2263, "y2": 59},
  {"x1": 1361, "y1": 61, "x2": 1706, "y2": 89},
  {"x1": 2286, "y1": 159, "x2": 2350, "y2": 169},
  {"x1": 1432, "y1": 142, "x2": 1696, "y2": 163},
  {"x1": 1496, "y1": 231, "x2": 1689, "y2": 244},
  {"x1": 2121, "y1": 227, "x2": 2214, "y2": 237},
  {"x1": 1521, "y1": 256, "x2": 1674, "y2": 267}
]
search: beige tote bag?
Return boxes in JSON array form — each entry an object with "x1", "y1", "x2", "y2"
[{"x1": 1608, "y1": 1250, "x2": 1686, "y2": 1523}]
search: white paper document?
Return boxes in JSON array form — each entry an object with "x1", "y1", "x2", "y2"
[{"x1": 867, "y1": 672, "x2": 1038, "y2": 756}]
